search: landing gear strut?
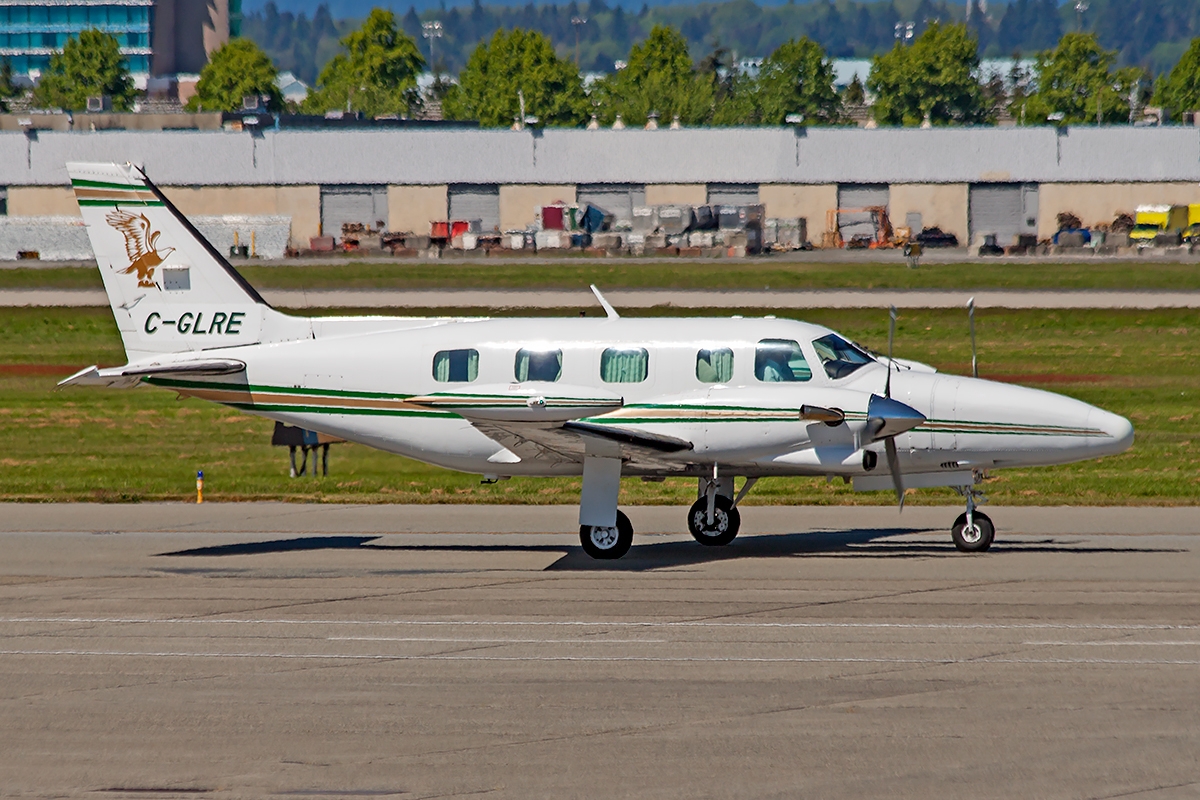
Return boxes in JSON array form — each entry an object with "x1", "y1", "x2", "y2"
[
  {"x1": 687, "y1": 468, "x2": 754, "y2": 546},
  {"x1": 951, "y1": 483, "x2": 994, "y2": 552}
]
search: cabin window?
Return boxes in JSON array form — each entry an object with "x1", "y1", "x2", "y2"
[
  {"x1": 696, "y1": 348, "x2": 733, "y2": 383},
  {"x1": 515, "y1": 348, "x2": 563, "y2": 382},
  {"x1": 600, "y1": 347, "x2": 649, "y2": 383},
  {"x1": 433, "y1": 348, "x2": 479, "y2": 382},
  {"x1": 811, "y1": 334, "x2": 874, "y2": 379},
  {"x1": 755, "y1": 339, "x2": 812, "y2": 382}
]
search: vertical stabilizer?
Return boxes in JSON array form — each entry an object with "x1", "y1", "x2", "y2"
[{"x1": 68, "y1": 162, "x2": 306, "y2": 361}]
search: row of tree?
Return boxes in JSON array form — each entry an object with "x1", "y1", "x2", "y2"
[
  {"x1": 13, "y1": 11, "x2": 1200, "y2": 128},
  {"x1": 243, "y1": 0, "x2": 1200, "y2": 80}
]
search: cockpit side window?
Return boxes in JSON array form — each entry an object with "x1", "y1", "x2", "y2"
[
  {"x1": 811, "y1": 334, "x2": 874, "y2": 379},
  {"x1": 754, "y1": 339, "x2": 812, "y2": 382},
  {"x1": 432, "y1": 349, "x2": 479, "y2": 382},
  {"x1": 515, "y1": 348, "x2": 563, "y2": 382},
  {"x1": 696, "y1": 348, "x2": 733, "y2": 383}
]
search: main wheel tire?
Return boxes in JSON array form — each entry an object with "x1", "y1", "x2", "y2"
[
  {"x1": 951, "y1": 511, "x2": 995, "y2": 553},
  {"x1": 687, "y1": 495, "x2": 741, "y2": 546},
  {"x1": 580, "y1": 510, "x2": 634, "y2": 559}
]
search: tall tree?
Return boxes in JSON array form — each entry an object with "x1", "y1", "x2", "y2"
[
  {"x1": 33, "y1": 29, "x2": 136, "y2": 111},
  {"x1": 868, "y1": 22, "x2": 991, "y2": 126},
  {"x1": 443, "y1": 28, "x2": 587, "y2": 127},
  {"x1": 593, "y1": 25, "x2": 713, "y2": 126},
  {"x1": 301, "y1": 9, "x2": 425, "y2": 117},
  {"x1": 1014, "y1": 33, "x2": 1141, "y2": 125},
  {"x1": 0, "y1": 58, "x2": 20, "y2": 113},
  {"x1": 1154, "y1": 38, "x2": 1200, "y2": 118},
  {"x1": 186, "y1": 38, "x2": 283, "y2": 112},
  {"x1": 753, "y1": 37, "x2": 842, "y2": 125}
]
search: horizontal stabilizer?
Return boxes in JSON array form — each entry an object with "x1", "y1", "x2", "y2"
[{"x1": 59, "y1": 358, "x2": 246, "y2": 388}]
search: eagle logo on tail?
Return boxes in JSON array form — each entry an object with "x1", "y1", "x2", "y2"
[{"x1": 106, "y1": 209, "x2": 175, "y2": 288}]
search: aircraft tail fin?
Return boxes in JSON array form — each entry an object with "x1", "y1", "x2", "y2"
[{"x1": 68, "y1": 162, "x2": 305, "y2": 360}]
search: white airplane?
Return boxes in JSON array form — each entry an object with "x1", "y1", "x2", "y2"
[{"x1": 61, "y1": 162, "x2": 1134, "y2": 559}]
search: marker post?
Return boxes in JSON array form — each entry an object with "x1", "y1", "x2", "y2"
[{"x1": 196, "y1": 470, "x2": 204, "y2": 504}]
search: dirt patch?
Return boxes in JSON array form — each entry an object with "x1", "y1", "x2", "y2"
[
  {"x1": 0, "y1": 364, "x2": 82, "y2": 376},
  {"x1": 984, "y1": 373, "x2": 1112, "y2": 385}
]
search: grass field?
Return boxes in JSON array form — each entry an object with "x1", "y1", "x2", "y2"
[
  {"x1": 5, "y1": 257, "x2": 1200, "y2": 292},
  {"x1": 1, "y1": 305, "x2": 1195, "y2": 506}
]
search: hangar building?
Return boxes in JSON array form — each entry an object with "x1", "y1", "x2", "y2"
[{"x1": 0, "y1": 124, "x2": 1198, "y2": 257}]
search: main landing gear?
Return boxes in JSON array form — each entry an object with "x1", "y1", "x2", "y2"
[
  {"x1": 686, "y1": 469, "x2": 754, "y2": 547},
  {"x1": 580, "y1": 510, "x2": 634, "y2": 559},
  {"x1": 951, "y1": 483, "x2": 994, "y2": 552}
]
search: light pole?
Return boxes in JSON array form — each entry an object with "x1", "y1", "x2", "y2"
[
  {"x1": 571, "y1": 16, "x2": 587, "y2": 67},
  {"x1": 1074, "y1": 0, "x2": 1088, "y2": 30},
  {"x1": 894, "y1": 21, "x2": 914, "y2": 45},
  {"x1": 422, "y1": 20, "x2": 443, "y2": 77}
]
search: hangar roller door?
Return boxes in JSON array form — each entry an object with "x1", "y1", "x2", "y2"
[
  {"x1": 708, "y1": 183, "x2": 760, "y2": 206},
  {"x1": 449, "y1": 184, "x2": 500, "y2": 232},
  {"x1": 321, "y1": 186, "x2": 388, "y2": 238},
  {"x1": 837, "y1": 183, "x2": 889, "y2": 241},
  {"x1": 577, "y1": 184, "x2": 646, "y2": 226},
  {"x1": 969, "y1": 183, "x2": 1038, "y2": 246}
]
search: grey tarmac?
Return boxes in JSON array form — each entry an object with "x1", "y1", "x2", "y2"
[
  {"x1": 6, "y1": 287, "x2": 1200, "y2": 309},
  {"x1": 2, "y1": 503, "x2": 1199, "y2": 798}
]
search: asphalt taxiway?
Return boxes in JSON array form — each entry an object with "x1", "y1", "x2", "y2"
[{"x1": 2, "y1": 503, "x2": 1199, "y2": 798}]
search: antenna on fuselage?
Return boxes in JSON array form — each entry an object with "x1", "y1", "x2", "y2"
[
  {"x1": 968, "y1": 297, "x2": 978, "y2": 379},
  {"x1": 590, "y1": 284, "x2": 620, "y2": 319}
]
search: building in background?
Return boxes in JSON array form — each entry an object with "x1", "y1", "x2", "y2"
[{"x1": 0, "y1": 0, "x2": 232, "y2": 97}]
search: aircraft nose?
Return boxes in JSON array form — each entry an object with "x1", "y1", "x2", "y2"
[{"x1": 1087, "y1": 407, "x2": 1134, "y2": 456}]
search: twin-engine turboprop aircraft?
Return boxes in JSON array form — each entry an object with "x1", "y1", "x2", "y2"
[{"x1": 62, "y1": 162, "x2": 1134, "y2": 558}]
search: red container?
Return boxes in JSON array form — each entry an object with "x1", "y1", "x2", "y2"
[
  {"x1": 542, "y1": 205, "x2": 565, "y2": 230},
  {"x1": 309, "y1": 236, "x2": 335, "y2": 252},
  {"x1": 430, "y1": 221, "x2": 450, "y2": 238},
  {"x1": 450, "y1": 220, "x2": 470, "y2": 238}
]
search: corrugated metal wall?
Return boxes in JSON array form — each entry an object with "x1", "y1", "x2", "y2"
[
  {"x1": 969, "y1": 183, "x2": 1039, "y2": 245},
  {"x1": 448, "y1": 184, "x2": 500, "y2": 231},
  {"x1": 578, "y1": 184, "x2": 646, "y2": 226},
  {"x1": 707, "y1": 183, "x2": 759, "y2": 206},
  {"x1": 837, "y1": 184, "x2": 889, "y2": 240},
  {"x1": 320, "y1": 185, "x2": 387, "y2": 237},
  {"x1": 9, "y1": 128, "x2": 1199, "y2": 187}
]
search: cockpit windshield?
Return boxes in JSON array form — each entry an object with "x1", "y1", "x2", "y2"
[{"x1": 811, "y1": 334, "x2": 874, "y2": 379}]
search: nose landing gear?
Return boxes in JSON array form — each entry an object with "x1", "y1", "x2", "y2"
[{"x1": 951, "y1": 483, "x2": 993, "y2": 552}]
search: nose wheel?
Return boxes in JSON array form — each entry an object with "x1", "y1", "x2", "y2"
[
  {"x1": 951, "y1": 482, "x2": 993, "y2": 552},
  {"x1": 580, "y1": 510, "x2": 634, "y2": 559},
  {"x1": 951, "y1": 511, "x2": 994, "y2": 552}
]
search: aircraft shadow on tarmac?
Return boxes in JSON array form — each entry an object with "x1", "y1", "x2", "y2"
[{"x1": 157, "y1": 529, "x2": 1183, "y2": 572}]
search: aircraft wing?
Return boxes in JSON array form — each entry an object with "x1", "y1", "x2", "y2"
[
  {"x1": 405, "y1": 384, "x2": 694, "y2": 468},
  {"x1": 58, "y1": 358, "x2": 246, "y2": 389},
  {"x1": 470, "y1": 418, "x2": 694, "y2": 470}
]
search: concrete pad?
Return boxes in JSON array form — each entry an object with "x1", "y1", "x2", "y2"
[{"x1": 0, "y1": 503, "x2": 1198, "y2": 798}]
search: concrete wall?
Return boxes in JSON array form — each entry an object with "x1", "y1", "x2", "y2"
[
  {"x1": 388, "y1": 185, "x2": 448, "y2": 235},
  {"x1": 889, "y1": 184, "x2": 969, "y2": 242},
  {"x1": 758, "y1": 184, "x2": 838, "y2": 243},
  {"x1": 645, "y1": 184, "x2": 707, "y2": 206},
  {"x1": 6, "y1": 187, "x2": 78, "y2": 217},
  {"x1": 499, "y1": 184, "x2": 576, "y2": 232},
  {"x1": 1036, "y1": 182, "x2": 1200, "y2": 239},
  {"x1": 165, "y1": 185, "x2": 318, "y2": 247}
]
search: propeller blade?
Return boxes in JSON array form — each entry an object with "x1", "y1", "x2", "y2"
[
  {"x1": 968, "y1": 297, "x2": 978, "y2": 379},
  {"x1": 885, "y1": 305, "x2": 897, "y2": 398},
  {"x1": 884, "y1": 436, "x2": 905, "y2": 510}
]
